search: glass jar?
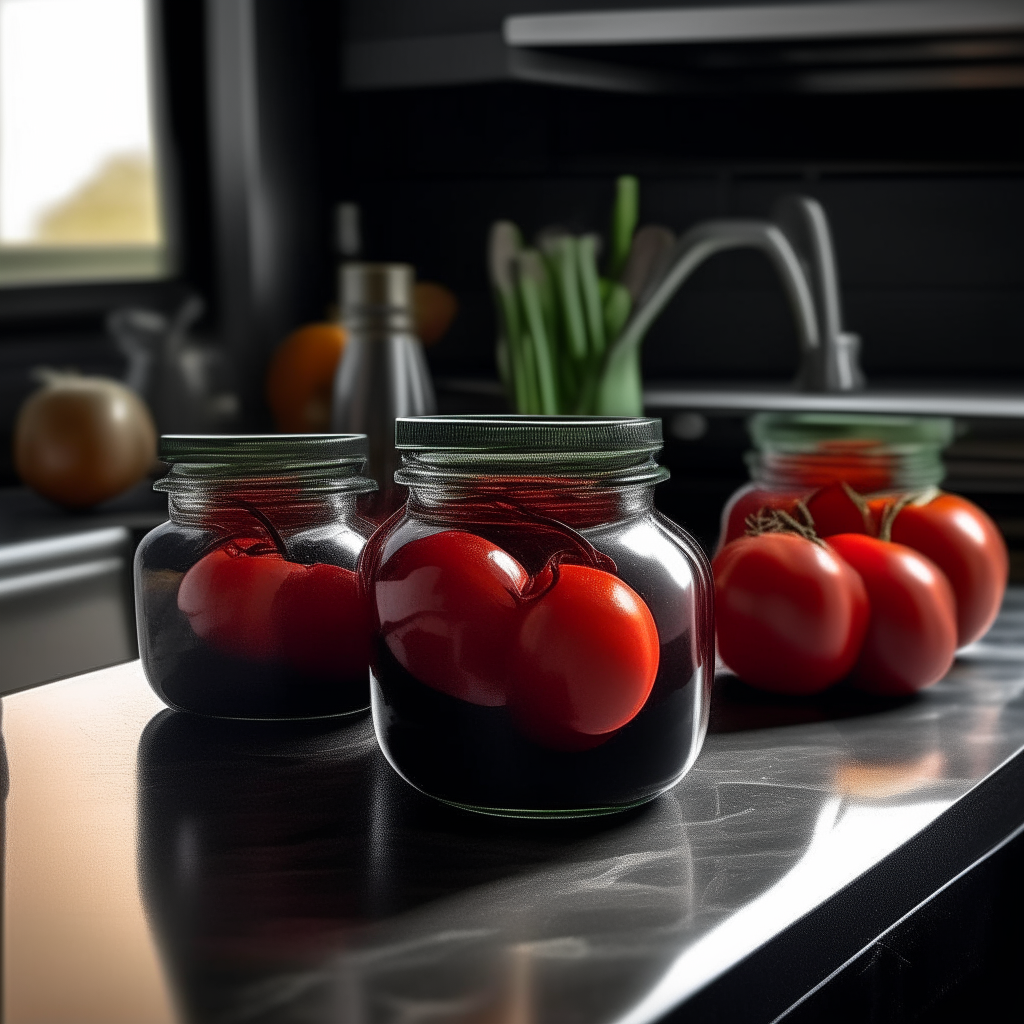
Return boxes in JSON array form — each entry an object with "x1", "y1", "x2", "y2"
[
  {"x1": 135, "y1": 434, "x2": 377, "y2": 719},
  {"x1": 364, "y1": 415, "x2": 714, "y2": 817},
  {"x1": 718, "y1": 412, "x2": 955, "y2": 551}
]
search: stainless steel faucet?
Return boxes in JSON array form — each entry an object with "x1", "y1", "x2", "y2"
[
  {"x1": 607, "y1": 194, "x2": 865, "y2": 395},
  {"x1": 773, "y1": 195, "x2": 865, "y2": 392}
]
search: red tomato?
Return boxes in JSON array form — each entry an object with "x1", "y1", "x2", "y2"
[
  {"x1": 713, "y1": 532, "x2": 869, "y2": 695},
  {"x1": 374, "y1": 531, "x2": 527, "y2": 706},
  {"x1": 827, "y1": 534, "x2": 957, "y2": 696},
  {"x1": 507, "y1": 564, "x2": 660, "y2": 752},
  {"x1": 177, "y1": 539, "x2": 294, "y2": 660},
  {"x1": 888, "y1": 494, "x2": 1008, "y2": 647},
  {"x1": 274, "y1": 563, "x2": 371, "y2": 680},
  {"x1": 804, "y1": 482, "x2": 874, "y2": 537},
  {"x1": 717, "y1": 484, "x2": 803, "y2": 552}
]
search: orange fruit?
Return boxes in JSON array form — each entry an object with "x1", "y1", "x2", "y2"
[
  {"x1": 266, "y1": 323, "x2": 346, "y2": 432},
  {"x1": 414, "y1": 282, "x2": 458, "y2": 346}
]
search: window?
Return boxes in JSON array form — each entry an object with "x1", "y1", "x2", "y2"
[{"x1": 0, "y1": 0, "x2": 169, "y2": 287}]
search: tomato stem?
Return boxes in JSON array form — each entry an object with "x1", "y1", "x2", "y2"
[
  {"x1": 490, "y1": 499, "x2": 618, "y2": 575},
  {"x1": 233, "y1": 499, "x2": 291, "y2": 559},
  {"x1": 745, "y1": 506, "x2": 826, "y2": 546}
]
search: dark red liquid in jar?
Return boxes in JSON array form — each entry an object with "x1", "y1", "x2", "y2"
[
  {"x1": 368, "y1": 508, "x2": 711, "y2": 814},
  {"x1": 136, "y1": 434, "x2": 378, "y2": 719},
  {"x1": 137, "y1": 523, "x2": 373, "y2": 719}
]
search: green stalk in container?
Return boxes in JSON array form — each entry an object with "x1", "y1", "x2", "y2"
[
  {"x1": 520, "y1": 330, "x2": 541, "y2": 414},
  {"x1": 609, "y1": 175, "x2": 639, "y2": 281},
  {"x1": 544, "y1": 236, "x2": 588, "y2": 362},
  {"x1": 593, "y1": 280, "x2": 642, "y2": 414},
  {"x1": 516, "y1": 250, "x2": 560, "y2": 415},
  {"x1": 488, "y1": 221, "x2": 529, "y2": 412},
  {"x1": 576, "y1": 235, "x2": 606, "y2": 358},
  {"x1": 559, "y1": 348, "x2": 579, "y2": 411},
  {"x1": 603, "y1": 282, "x2": 632, "y2": 343}
]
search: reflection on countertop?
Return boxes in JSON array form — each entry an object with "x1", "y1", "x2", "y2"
[{"x1": 5, "y1": 593, "x2": 1024, "y2": 1022}]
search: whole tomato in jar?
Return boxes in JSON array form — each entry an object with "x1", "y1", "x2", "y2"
[{"x1": 375, "y1": 530, "x2": 661, "y2": 751}]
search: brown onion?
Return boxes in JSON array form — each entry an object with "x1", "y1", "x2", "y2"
[{"x1": 14, "y1": 370, "x2": 157, "y2": 508}]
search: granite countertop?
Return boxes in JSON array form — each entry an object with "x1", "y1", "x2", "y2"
[{"x1": 4, "y1": 593, "x2": 1024, "y2": 1023}]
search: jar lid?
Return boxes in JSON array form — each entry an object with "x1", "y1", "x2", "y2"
[
  {"x1": 160, "y1": 434, "x2": 368, "y2": 465},
  {"x1": 394, "y1": 416, "x2": 667, "y2": 488},
  {"x1": 156, "y1": 434, "x2": 376, "y2": 493},
  {"x1": 395, "y1": 415, "x2": 664, "y2": 455},
  {"x1": 750, "y1": 413, "x2": 954, "y2": 448}
]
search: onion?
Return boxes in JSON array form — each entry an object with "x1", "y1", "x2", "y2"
[{"x1": 14, "y1": 370, "x2": 157, "y2": 508}]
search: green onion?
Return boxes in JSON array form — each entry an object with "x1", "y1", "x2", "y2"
[
  {"x1": 517, "y1": 251, "x2": 560, "y2": 414},
  {"x1": 609, "y1": 175, "x2": 639, "y2": 281},
  {"x1": 577, "y1": 235, "x2": 606, "y2": 358}
]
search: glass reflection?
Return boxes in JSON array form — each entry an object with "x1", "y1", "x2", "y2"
[
  {"x1": 136, "y1": 711, "x2": 380, "y2": 1023},
  {"x1": 137, "y1": 710, "x2": 699, "y2": 1024},
  {"x1": 133, "y1": 640, "x2": 1024, "y2": 1024}
]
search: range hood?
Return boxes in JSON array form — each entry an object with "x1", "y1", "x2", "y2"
[{"x1": 344, "y1": 0, "x2": 1024, "y2": 93}]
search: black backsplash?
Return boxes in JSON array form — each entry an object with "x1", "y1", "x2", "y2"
[
  {"x1": 335, "y1": 79, "x2": 1024, "y2": 552},
  {"x1": 338, "y1": 83, "x2": 1024, "y2": 385}
]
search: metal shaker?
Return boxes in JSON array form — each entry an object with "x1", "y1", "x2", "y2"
[{"x1": 330, "y1": 263, "x2": 436, "y2": 513}]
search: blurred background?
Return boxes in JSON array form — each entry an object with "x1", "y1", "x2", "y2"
[{"x1": 0, "y1": 0, "x2": 1023, "y2": 692}]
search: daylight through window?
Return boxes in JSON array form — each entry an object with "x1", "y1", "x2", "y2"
[{"x1": 0, "y1": 0, "x2": 168, "y2": 286}]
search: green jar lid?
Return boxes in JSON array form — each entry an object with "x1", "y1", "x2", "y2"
[
  {"x1": 160, "y1": 434, "x2": 368, "y2": 465},
  {"x1": 750, "y1": 413, "x2": 955, "y2": 450},
  {"x1": 155, "y1": 434, "x2": 376, "y2": 493},
  {"x1": 394, "y1": 415, "x2": 668, "y2": 488},
  {"x1": 395, "y1": 415, "x2": 663, "y2": 455}
]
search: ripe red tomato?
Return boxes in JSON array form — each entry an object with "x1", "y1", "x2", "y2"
[
  {"x1": 177, "y1": 539, "x2": 294, "y2": 660},
  {"x1": 713, "y1": 532, "x2": 869, "y2": 695},
  {"x1": 374, "y1": 530, "x2": 527, "y2": 706},
  {"x1": 888, "y1": 493, "x2": 1008, "y2": 647},
  {"x1": 827, "y1": 534, "x2": 957, "y2": 696},
  {"x1": 274, "y1": 563, "x2": 370, "y2": 680},
  {"x1": 507, "y1": 563, "x2": 660, "y2": 751},
  {"x1": 717, "y1": 484, "x2": 804, "y2": 551},
  {"x1": 375, "y1": 530, "x2": 662, "y2": 749},
  {"x1": 804, "y1": 482, "x2": 874, "y2": 537}
]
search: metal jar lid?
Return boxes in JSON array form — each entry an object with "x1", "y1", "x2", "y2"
[{"x1": 155, "y1": 434, "x2": 377, "y2": 493}]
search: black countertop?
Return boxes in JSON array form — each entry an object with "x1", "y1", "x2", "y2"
[
  {"x1": 5, "y1": 595, "x2": 1024, "y2": 1023},
  {"x1": 0, "y1": 481, "x2": 167, "y2": 544}
]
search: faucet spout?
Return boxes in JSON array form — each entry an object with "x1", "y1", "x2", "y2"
[
  {"x1": 773, "y1": 195, "x2": 865, "y2": 392},
  {"x1": 593, "y1": 196, "x2": 864, "y2": 415},
  {"x1": 611, "y1": 219, "x2": 820, "y2": 373}
]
